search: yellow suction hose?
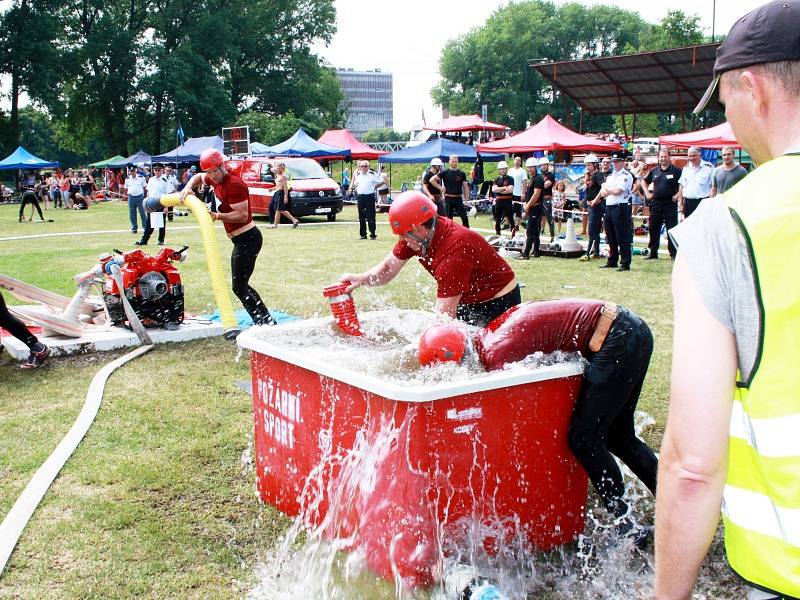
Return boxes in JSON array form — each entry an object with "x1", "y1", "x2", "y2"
[{"x1": 158, "y1": 193, "x2": 239, "y2": 336}]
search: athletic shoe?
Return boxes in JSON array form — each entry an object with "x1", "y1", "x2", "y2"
[
  {"x1": 369, "y1": 235, "x2": 377, "y2": 240},
  {"x1": 135, "y1": 240, "x2": 147, "y2": 246},
  {"x1": 293, "y1": 221, "x2": 299, "y2": 229},
  {"x1": 643, "y1": 254, "x2": 658, "y2": 260},
  {"x1": 617, "y1": 265, "x2": 631, "y2": 272},
  {"x1": 579, "y1": 254, "x2": 590, "y2": 262},
  {"x1": 515, "y1": 254, "x2": 529, "y2": 260},
  {"x1": 21, "y1": 344, "x2": 49, "y2": 369},
  {"x1": 599, "y1": 263, "x2": 617, "y2": 269}
]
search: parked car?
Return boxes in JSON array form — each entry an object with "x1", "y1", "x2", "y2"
[
  {"x1": 225, "y1": 156, "x2": 343, "y2": 221},
  {"x1": 632, "y1": 137, "x2": 660, "y2": 154}
]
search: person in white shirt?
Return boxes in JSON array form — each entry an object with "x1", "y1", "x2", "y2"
[
  {"x1": 507, "y1": 155, "x2": 527, "y2": 233},
  {"x1": 348, "y1": 160, "x2": 385, "y2": 240},
  {"x1": 163, "y1": 165, "x2": 180, "y2": 221},
  {"x1": 599, "y1": 153, "x2": 634, "y2": 271},
  {"x1": 136, "y1": 164, "x2": 169, "y2": 245},
  {"x1": 125, "y1": 166, "x2": 147, "y2": 234},
  {"x1": 678, "y1": 146, "x2": 714, "y2": 218}
]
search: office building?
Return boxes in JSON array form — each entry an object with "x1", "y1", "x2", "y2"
[{"x1": 335, "y1": 68, "x2": 394, "y2": 140}]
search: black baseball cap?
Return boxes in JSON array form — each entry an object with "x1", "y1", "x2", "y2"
[
  {"x1": 610, "y1": 153, "x2": 625, "y2": 161},
  {"x1": 695, "y1": 1, "x2": 800, "y2": 113}
]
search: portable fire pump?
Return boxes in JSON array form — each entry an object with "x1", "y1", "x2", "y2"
[{"x1": 101, "y1": 246, "x2": 188, "y2": 329}]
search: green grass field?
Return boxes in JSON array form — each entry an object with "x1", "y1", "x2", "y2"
[{"x1": 0, "y1": 200, "x2": 736, "y2": 598}]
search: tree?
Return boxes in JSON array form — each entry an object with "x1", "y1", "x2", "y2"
[
  {"x1": 637, "y1": 10, "x2": 703, "y2": 52},
  {"x1": 362, "y1": 128, "x2": 406, "y2": 143},
  {"x1": 431, "y1": 1, "x2": 647, "y2": 131},
  {"x1": 0, "y1": 0, "x2": 59, "y2": 151},
  {"x1": 235, "y1": 111, "x2": 320, "y2": 146}
]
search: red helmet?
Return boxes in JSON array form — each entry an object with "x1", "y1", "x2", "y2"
[
  {"x1": 388, "y1": 191, "x2": 438, "y2": 236},
  {"x1": 200, "y1": 148, "x2": 225, "y2": 171},
  {"x1": 418, "y1": 324, "x2": 468, "y2": 366}
]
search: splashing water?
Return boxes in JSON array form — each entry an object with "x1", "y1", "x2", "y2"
[{"x1": 242, "y1": 311, "x2": 698, "y2": 599}]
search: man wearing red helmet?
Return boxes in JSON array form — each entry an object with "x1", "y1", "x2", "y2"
[
  {"x1": 340, "y1": 191, "x2": 519, "y2": 325},
  {"x1": 180, "y1": 148, "x2": 276, "y2": 326},
  {"x1": 419, "y1": 299, "x2": 658, "y2": 545}
]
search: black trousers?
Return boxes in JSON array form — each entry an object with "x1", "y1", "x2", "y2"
[
  {"x1": 19, "y1": 191, "x2": 44, "y2": 221},
  {"x1": 567, "y1": 308, "x2": 658, "y2": 517},
  {"x1": 683, "y1": 197, "x2": 703, "y2": 219},
  {"x1": 494, "y1": 197, "x2": 514, "y2": 234},
  {"x1": 356, "y1": 193, "x2": 376, "y2": 238},
  {"x1": 522, "y1": 205, "x2": 543, "y2": 257},
  {"x1": 0, "y1": 291, "x2": 39, "y2": 350},
  {"x1": 140, "y1": 204, "x2": 166, "y2": 244},
  {"x1": 585, "y1": 203, "x2": 605, "y2": 257},
  {"x1": 648, "y1": 199, "x2": 679, "y2": 258},
  {"x1": 456, "y1": 285, "x2": 521, "y2": 327},
  {"x1": 603, "y1": 203, "x2": 632, "y2": 268},
  {"x1": 540, "y1": 197, "x2": 554, "y2": 238},
  {"x1": 231, "y1": 227, "x2": 274, "y2": 325},
  {"x1": 445, "y1": 196, "x2": 469, "y2": 228}
]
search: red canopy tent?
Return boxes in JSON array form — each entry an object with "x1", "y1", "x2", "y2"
[
  {"x1": 426, "y1": 114, "x2": 508, "y2": 132},
  {"x1": 659, "y1": 122, "x2": 740, "y2": 150},
  {"x1": 477, "y1": 115, "x2": 622, "y2": 154},
  {"x1": 318, "y1": 129, "x2": 387, "y2": 160}
]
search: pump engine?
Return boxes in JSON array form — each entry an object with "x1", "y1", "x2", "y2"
[{"x1": 102, "y1": 246, "x2": 188, "y2": 328}]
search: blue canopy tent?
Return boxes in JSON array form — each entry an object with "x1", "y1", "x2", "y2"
[
  {"x1": 252, "y1": 129, "x2": 350, "y2": 160},
  {"x1": 380, "y1": 138, "x2": 503, "y2": 164},
  {"x1": 0, "y1": 146, "x2": 59, "y2": 170},
  {"x1": 152, "y1": 135, "x2": 224, "y2": 164},
  {"x1": 107, "y1": 150, "x2": 152, "y2": 168},
  {"x1": 249, "y1": 142, "x2": 272, "y2": 155}
]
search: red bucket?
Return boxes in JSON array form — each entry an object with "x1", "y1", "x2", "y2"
[{"x1": 322, "y1": 283, "x2": 362, "y2": 336}]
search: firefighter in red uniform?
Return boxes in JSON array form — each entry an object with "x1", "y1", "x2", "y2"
[
  {"x1": 418, "y1": 299, "x2": 658, "y2": 544},
  {"x1": 179, "y1": 148, "x2": 275, "y2": 326},
  {"x1": 340, "y1": 191, "x2": 520, "y2": 326}
]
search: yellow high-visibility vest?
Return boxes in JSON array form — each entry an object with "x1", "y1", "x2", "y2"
[{"x1": 722, "y1": 154, "x2": 800, "y2": 598}]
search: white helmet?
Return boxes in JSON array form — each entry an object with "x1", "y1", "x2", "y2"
[
  {"x1": 538, "y1": 156, "x2": 551, "y2": 166},
  {"x1": 430, "y1": 157, "x2": 443, "y2": 167},
  {"x1": 524, "y1": 157, "x2": 538, "y2": 168},
  {"x1": 497, "y1": 160, "x2": 508, "y2": 169},
  {"x1": 584, "y1": 153, "x2": 599, "y2": 164}
]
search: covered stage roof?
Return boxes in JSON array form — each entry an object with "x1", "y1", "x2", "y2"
[{"x1": 532, "y1": 43, "x2": 720, "y2": 115}]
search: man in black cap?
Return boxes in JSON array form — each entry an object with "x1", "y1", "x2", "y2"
[
  {"x1": 656, "y1": 3, "x2": 800, "y2": 599},
  {"x1": 598, "y1": 153, "x2": 633, "y2": 271}
]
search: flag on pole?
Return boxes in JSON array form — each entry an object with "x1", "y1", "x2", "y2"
[{"x1": 176, "y1": 121, "x2": 185, "y2": 146}]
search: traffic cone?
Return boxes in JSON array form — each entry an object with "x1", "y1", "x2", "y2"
[{"x1": 561, "y1": 218, "x2": 582, "y2": 252}]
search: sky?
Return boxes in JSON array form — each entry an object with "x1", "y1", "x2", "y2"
[{"x1": 317, "y1": 0, "x2": 767, "y2": 131}]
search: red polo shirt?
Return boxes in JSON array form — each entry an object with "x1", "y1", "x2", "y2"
[
  {"x1": 204, "y1": 171, "x2": 253, "y2": 235},
  {"x1": 392, "y1": 217, "x2": 514, "y2": 304},
  {"x1": 475, "y1": 300, "x2": 604, "y2": 371}
]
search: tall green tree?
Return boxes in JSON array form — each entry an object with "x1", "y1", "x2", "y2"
[
  {"x1": 0, "y1": 0, "x2": 59, "y2": 151},
  {"x1": 432, "y1": 1, "x2": 647, "y2": 131}
]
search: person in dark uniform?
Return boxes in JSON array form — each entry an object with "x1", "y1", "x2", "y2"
[
  {"x1": 580, "y1": 154, "x2": 606, "y2": 261},
  {"x1": 538, "y1": 157, "x2": 556, "y2": 242},
  {"x1": 490, "y1": 160, "x2": 515, "y2": 236},
  {"x1": 423, "y1": 158, "x2": 445, "y2": 216},
  {"x1": 518, "y1": 157, "x2": 544, "y2": 259},
  {"x1": 440, "y1": 154, "x2": 470, "y2": 227},
  {"x1": 599, "y1": 154, "x2": 634, "y2": 272},
  {"x1": 419, "y1": 299, "x2": 658, "y2": 544},
  {"x1": 643, "y1": 148, "x2": 681, "y2": 260}
]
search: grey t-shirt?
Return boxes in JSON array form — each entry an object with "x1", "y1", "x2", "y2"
[
  {"x1": 669, "y1": 197, "x2": 759, "y2": 382},
  {"x1": 712, "y1": 164, "x2": 748, "y2": 194}
]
